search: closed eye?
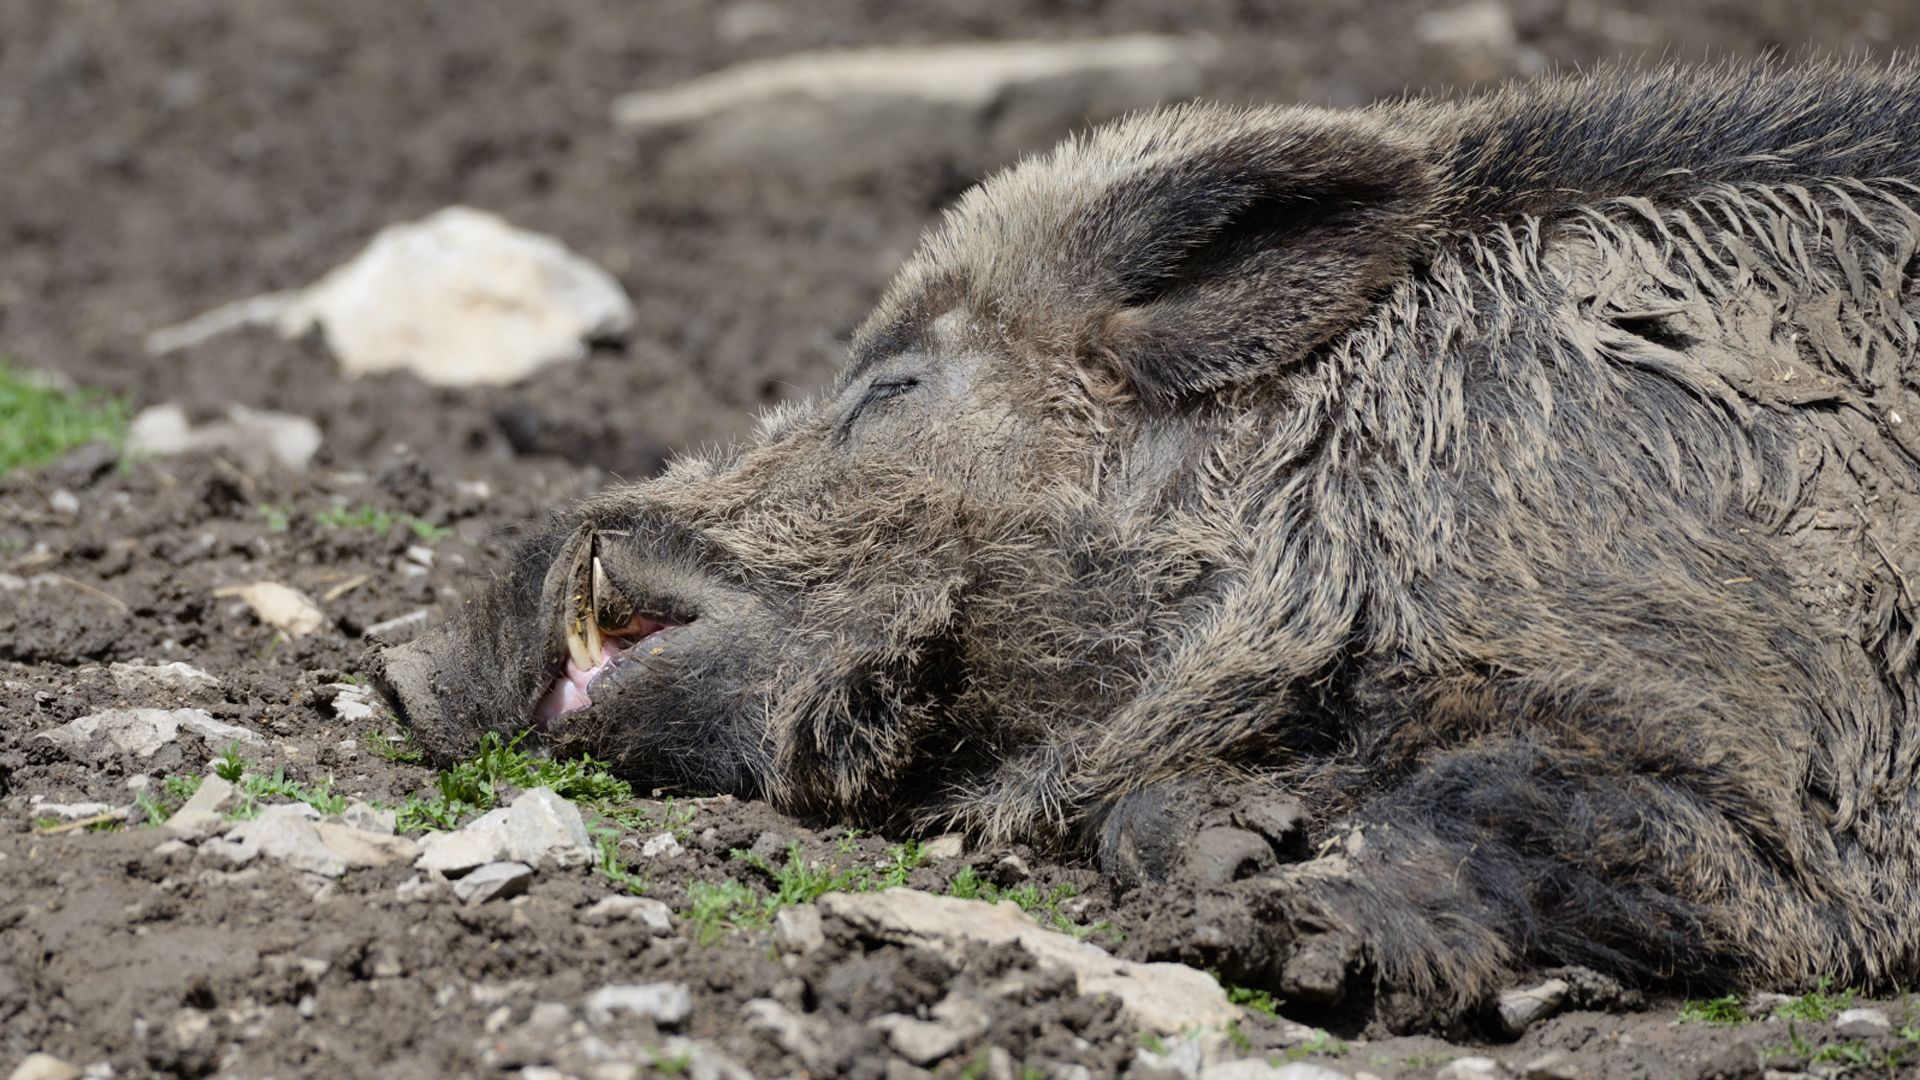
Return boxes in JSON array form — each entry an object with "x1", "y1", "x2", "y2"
[{"x1": 838, "y1": 375, "x2": 920, "y2": 437}]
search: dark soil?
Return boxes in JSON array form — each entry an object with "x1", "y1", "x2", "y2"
[{"x1": 4, "y1": 2, "x2": 1919, "y2": 1077}]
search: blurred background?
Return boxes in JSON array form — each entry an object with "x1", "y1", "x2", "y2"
[{"x1": 3, "y1": 0, "x2": 1916, "y2": 486}]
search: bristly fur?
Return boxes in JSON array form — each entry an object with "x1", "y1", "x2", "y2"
[{"x1": 379, "y1": 59, "x2": 1920, "y2": 1027}]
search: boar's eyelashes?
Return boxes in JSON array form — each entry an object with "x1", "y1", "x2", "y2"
[{"x1": 1096, "y1": 121, "x2": 1439, "y2": 410}]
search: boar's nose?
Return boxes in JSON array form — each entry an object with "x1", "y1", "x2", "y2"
[{"x1": 369, "y1": 634, "x2": 458, "y2": 762}]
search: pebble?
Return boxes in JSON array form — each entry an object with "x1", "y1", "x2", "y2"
[
  {"x1": 327, "y1": 682, "x2": 379, "y2": 723},
  {"x1": 224, "y1": 803, "x2": 345, "y2": 878},
  {"x1": 871, "y1": 996, "x2": 991, "y2": 1066},
  {"x1": 6, "y1": 1054, "x2": 83, "y2": 1080},
  {"x1": 1496, "y1": 977, "x2": 1569, "y2": 1036},
  {"x1": 127, "y1": 403, "x2": 323, "y2": 473},
  {"x1": 215, "y1": 582, "x2": 328, "y2": 638},
  {"x1": 504, "y1": 787, "x2": 594, "y2": 868},
  {"x1": 1835, "y1": 1006, "x2": 1892, "y2": 1037},
  {"x1": 416, "y1": 807, "x2": 512, "y2": 875},
  {"x1": 579, "y1": 894, "x2": 675, "y2": 932},
  {"x1": 1437, "y1": 1058, "x2": 1506, "y2": 1080},
  {"x1": 1201, "y1": 1063, "x2": 1350, "y2": 1080},
  {"x1": 37, "y1": 708, "x2": 264, "y2": 759},
  {"x1": 453, "y1": 861, "x2": 534, "y2": 905},
  {"x1": 164, "y1": 773, "x2": 235, "y2": 840},
  {"x1": 32, "y1": 802, "x2": 113, "y2": 821},
  {"x1": 923, "y1": 834, "x2": 965, "y2": 860},
  {"x1": 741, "y1": 999, "x2": 827, "y2": 1071},
  {"x1": 106, "y1": 660, "x2": 220, "y2": 699},
  {"x1": 582, "y1": 982, "x2": 693, "y2": 1027},
  {"x1": 771, "y1": 905, "x2": 825, "y2": 955},
  {"x1": 313, "y1": 821, "x2": 420, "y2": 868},
  {"x1": 1521, "y1": 1051, "x2": 1577, "y2": 1080},
  {"x1": 47, "y1": 489, "x2": 80, "y2": 516},
  {"x1": 341, "y1": 801, "x2": 396, "y2": 835},
  {"x1": 640, "y1": 831, "x2": 684, "y2": 858}
]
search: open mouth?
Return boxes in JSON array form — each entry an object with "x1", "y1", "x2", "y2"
[{"x1": 535, "y1": 543, "x2": 689, "y2": 728}]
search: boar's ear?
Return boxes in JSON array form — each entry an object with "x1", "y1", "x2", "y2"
[{"x1": 1093, "y1": 116, "x2": 1437, "y2": 408}]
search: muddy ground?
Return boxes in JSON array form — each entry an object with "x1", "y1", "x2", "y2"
[{"x1": 5, "y1": 2, "x2": 1920, "y2": 1078}]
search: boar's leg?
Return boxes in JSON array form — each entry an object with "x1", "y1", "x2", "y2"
[{"x1": 1135, "y1": 733, "x2": 1851, "y2": 1031}]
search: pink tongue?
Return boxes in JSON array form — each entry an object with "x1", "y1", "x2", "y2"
[{"x1": 533, "y1": 638, "x2": 634, "y2": 726}]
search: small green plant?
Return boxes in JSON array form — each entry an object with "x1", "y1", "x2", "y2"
[
  {"x1": 392, "y1": 731, "x2": 650, "y2": 833},
  {"x1": 1223, "y1": 979, "x2": 1280, "y2": 1018},
  {"x1": 364, "y1": 727, "x2": 425, "y2": 765},
  {"x1": 230, "y1": 766, "x2": 347, "y2": 818},
  {"x1": 649, "y1": 1048, "x2": 692, "y2": 1075},
  {"x1": 256, "y1": 504, "x2": 291, "y2": 532},
  {"x1": 213, "y1": 742, "x2": 248, "y2": 783},
  {"x1": 684, "y1": 880, "x2": 761, "y2": 945},
  {"x1": 1139, "y1": 1033, "x2": 1168, "y2": 1055},
  {"x1": 1679, "y1": 994, "x2": 1747, "y2": 1024},
  {"x1": 0, "y1": 361, "x2": 128, "y2": 473},
  {"x1": 315, "y1": 503, "x2": 451, "y2": 542},
  {"x1": 1226, "y1": 1020, "x2": 1253, "y2": 1052},
  {"x1": 592, "y1": 826, "x2": 648, "y2": 895},
  {"x1": 946, "y1": 868, "x2": 1118, "y2": 943},
  {"x1": 1282, "y1": 1030, "x2": 1349, "y2": 1061},
  {"x1": 1777, "y1": 977, "x2": 1855, "y2": 1022}
]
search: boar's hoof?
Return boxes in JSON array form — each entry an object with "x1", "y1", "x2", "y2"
[{"x1": 1099, "y1": 780, "x2": 1309, "y2": 890}]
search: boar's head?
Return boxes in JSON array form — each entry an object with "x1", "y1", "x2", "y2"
[{"x1": 374, "y1": 105, "x2": 1436, "y2": 836}]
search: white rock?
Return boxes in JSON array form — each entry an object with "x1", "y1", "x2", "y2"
[
  {"x1": 772, "y1": 905, "x2": 825, "y2": 955},
  {"x1": 870, "y1": 996, "x2": 990, "y2": 1066},
  {"x1": 741, "y1": 998, "x2": 827, "y2": 1071},
  {"x1": 1414, "y1": 1, "x2": 1517, "y2": 51},
  {"x1": 1496, "y1": 977, "x2": 1569, "y2": 1036},
  {"x1": 923, "y1": 833, "x2": 965, "y2": 860},
  {"x1": 580, "y1": 894, "x2": 675, "y2": 932},
  {"x1": 1835, "y1": 1006, "x2": 1892, "y2": 1037},
  {"x1": 1520, "y1": 1052, "x2": 1576, "y2": 1080},
  {"x1": 327, "y1": 682, "x2": 378, "y2": 723},
  {"x1": 165, "y1": 774, "x2": 236, "y2": 839},
  {"x1": 818, "y1": 888, "x2": 1237, "y2": 1033},
  {"x1": 215, "y1": 582, "x2": 328, "y2": 638},
  {"x1": 341, "y1": 801, "x2": 396, "y2": 834},
  {"x1": 1437, "y1": 1058, "x2": 1507, "y2": 1080},
  {"x1": 225, "y1": 803, "x2": 345, "y2": 878},
  {"x1": 33, "y1": 802, "x2": 113, "y2": 820},
  {"x1": 415, "y1": 807, "x2": 512, "y2": 875},
  {"x1": 504, "y1": 787, "x2": 594, "y2": 868},
  {"x1": 107, "y1": 660, "x2": 220, "y2": 699},
  {"x1": 1201, "y1": 1063, "x2": 1350, "y2": 1080},
  {"x1": 453, "y1": 861, "x2": 534, "y2": 904},
  {"x1": 7, "y1": 1053, "x2": 83, "y2": 1080},
  {"x1": 314, "y1": 822, "x2": 420, "y2": 869},
  {"x1": 611, "y1": 36, "x2": 1218, "y2": 185},
  {"x1": 288, "y1": 207, "x2": 632, "y2": 386},
  {"x1": 583, "y1": 982, "x2": 693, "y2": 1027},
  {"x1": 38, "y1": 708, "x2": 264, "y2": 759},
  {"x1": 640, "y1": 831, "x2": 684, "y2": 858},
  {"x1": 127, "y1": 403, "x2": 322, "y2": 472},
  {"x1": 48, "y1": 489, "x2": 79, "y2": 516}
]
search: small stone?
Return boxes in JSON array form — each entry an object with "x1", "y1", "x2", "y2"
[
  {"x1": 582, "y1": 982, "x2": 693, "y2": 1027},
  {"x1": 127, "y1": 403, "x2": 322, "y2": 472},
  {"x1": 742, "y1": 999, "x2": 826, "y2": 1071},
  {"x1": 226, "y1": 803, "x2": 344, "y2": 877},
  {"x1": 215, "y1": 582, "x2": 328, "y2": 638},
  {"x1": 640, "y1": 831, "x2": 684, "y2": 858},
  {"x1": 452, "y1": 861, "x2": 534, "y2": 905},
  {"x1": 48, "y1": 489, "x2": 80, "y2": 515},
  {"x1": 1438, "y1": 1058, "x2": 1506, "y2": 1080},
  {"x1": 165, "y1": 774, "x2": 236, "y2": 838},
  {"x1": 395, "y1": 875, "x2": 442, "y2": 903},
  {"x1": 38, "y1": 708, "x2": 264, "y2": 759},
  {"x1": 327, "y1": 683, "x2": 378, "y2": 723},
  {"x1": 995, "y1": 854, "x2": 1031, "y2": 882},
  {"x1": 404, "y1": 545, "x2": 435, "y2": 567},
  {"x1": 923, "y1": 834, "x2": 965, "y2": 860},
  {"x1": 33, "y1": 802, "x2": 113, "y2": 821},
  {"x1": 150, "y1": 838, "x2": 193, "y2": 862},
  {"x1": 341, "y1": 801, "x2": 396, "y2": 834},
  {"x1": 1521, "y1": 1051, "x2": 1577, "y2": 1080},
  {"x1": 871, "y1": 1013, "x2": 968, "y2": 1066},
  {"x1": 415, "y1": 807, "x2": 511, "y2": 875},
  {"x1": 580, "y1": 894, "x2": 675, "y2": 932},
  {"x1": 1835, "y1": 1007, "x2": 1892, "y2": 1038},
  {"x1": 1201, "y1": 1063, "x2": 1349, "y2": 1080},
  {"x1": 7, "y1": 1053, "x2": 83, "y2": 1080},
  {"x1": 1414, "y1": 1, "x2": 1517, "y2": 51},
  {"x1": 1496, "y1": 977, "x2": 1569, "y2": 1036},
  {"x1": 772, "y1": 905, "x2": 825, "y2": 955},
  {"x1": 504, "y1": 787, "x2": 593, "y2": 868},
  {"x1": 107, "y1": 660, "x2": 220, "y2": 699},
  {"x1": 313, "y1": 821, "x2": 420, "y2": 868}
]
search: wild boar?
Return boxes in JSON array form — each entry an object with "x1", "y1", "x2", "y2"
[{"x1": 376, "y1": 61, "x2": 1920, "y2": 1025}]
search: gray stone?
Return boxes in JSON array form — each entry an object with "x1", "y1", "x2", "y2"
[
  {"x1": 214, "y1": 582, "x2": 328, "y2": 638},
  {"x1": 1835, "y1": 1006, "x2": 1893, "y2": 1038},
  {"x1": 819, "y1": 889, "x2": 1237, "y2": 1033},
  {"x1": 580, "y1": 894, "x2": 675, "y2": 932},
  {"x1": 1496, "y1": 977, "x2": 1569, "y2": 1036},
  {"x1": 107, "y1": 660, "x2": 220, "y2": 700},
  {"x1": 38, "y1": 708, "x2": 264, "y2": 759},
  {"x1": 313, "y1": 821, "x2": 420, "y2": 868},
  {"x1": 415, "y1": 807, "x2": 511, "y2": 875},
  {"x1": 611, "y1": 36, "x2": 1218, "y2": 188},
  {"x1": 165, "y1": 773, "x2": 236, "y2": 839},
  {"x1": 582, "y1": 982, "x2": 693, "y2": 1027},
  {"x1": 1202, "y1": 1063, "x2": 1350, "y2": 1080},
  {"x1": 226, "y1": 803, "x2": 345, "y2": 877},
  {"x1": 1521, "y1": 1051, "x2": 1577, "y2": 1080},
  {"x1": 327, "y1": 682, "x2": 378, "y2": 723},
  {"x1": 1414, "y1": 1, "x2": 1517, "y2": 51},
  {"x1": 1438, "y1": 1058, "x2": 1507, "y2": 1080},
  {"x1": 7, "y1": 1053, "x2": 83, "y2": 1080},
  {"x1": 32, "y1": 802, "x2": 113, "y2": 820},
  {"x1": 341, "y1": 801, "x2": 396, "y2": 834},
  {"x1": 923, "y1": 834, "x2": 965, "y2": 860},
  {"x1": 772, "y1": 904, "x2": 825, "y2": 955},
  {"x1": 637, "y1": 830, "x2": 684, "y2": 858},
  {"x1": 741, "y1": 998, "x2": 826, "y2": 1071},
  {"x1": 452, "y1": 861, "x2": 534, "y2": 905},
  {"x1": 870, "y1": 996, "x2": 991, "y2": 1065},
  {"x1": 505, "y1": 787, "x2": 594, "y2": 868},
  {"x1": 127, "y1": 403, "x2": 322, "y2": 473}
]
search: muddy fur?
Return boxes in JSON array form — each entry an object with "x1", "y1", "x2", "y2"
[{"x1": 377, "y1": 60, "x2": 1920, "y2": 1027}]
